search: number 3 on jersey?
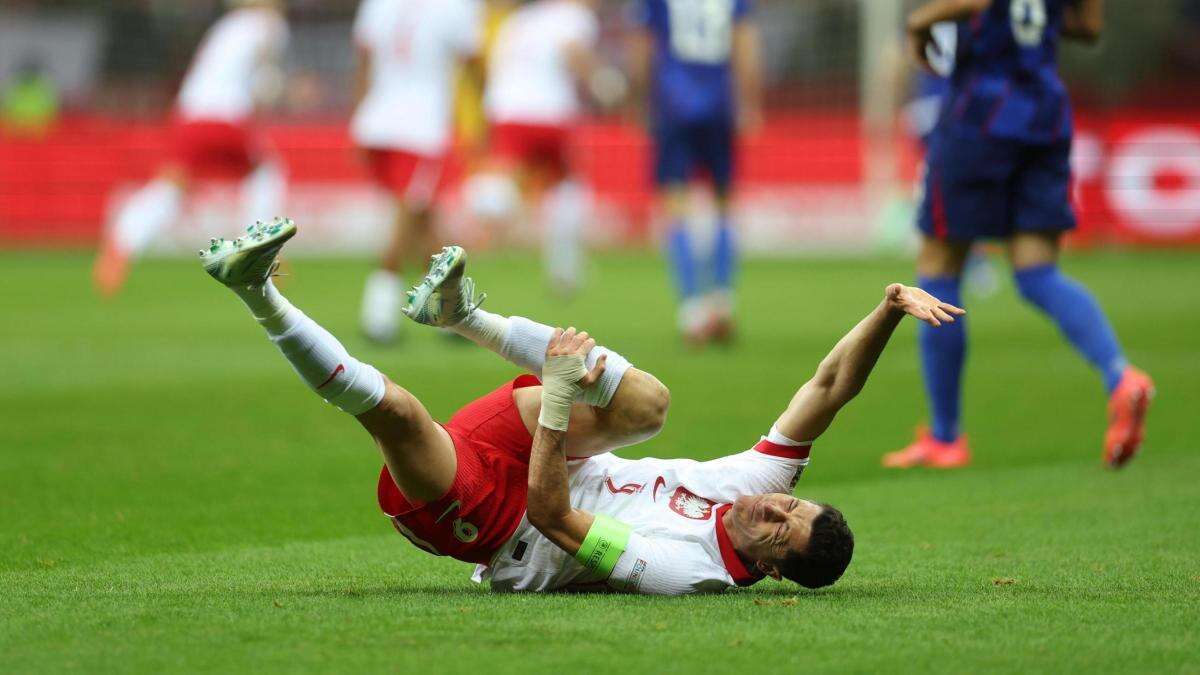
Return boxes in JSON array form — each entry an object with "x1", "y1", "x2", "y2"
[{"x1": 1010, "y1": 0, "x2": 1048, "y2": 47}]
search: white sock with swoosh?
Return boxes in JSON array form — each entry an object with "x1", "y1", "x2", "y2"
[{"x1": 233, "y1": 280, "x2": 385, "y2": 415}]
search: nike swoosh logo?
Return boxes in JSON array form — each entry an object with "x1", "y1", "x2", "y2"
[
  {"x1": 316, "y1": 364, "x2": 345, "y2": 390},
  {"x1": 652, "y1": 476, "x2": 666, "y2": 502},
  {"x1": 605, "y1": 478, "x2": 644, "y2": 495},
  {"x1": 435, "y1": 499, "x2": 462, "y2": 523}
]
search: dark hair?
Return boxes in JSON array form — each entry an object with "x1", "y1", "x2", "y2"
[{"x1": 780, "y1": 504, "x2": 854, "y2": 589}]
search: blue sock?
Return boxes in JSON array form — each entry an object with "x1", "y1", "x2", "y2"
[
  {"x1": 918, "y1": 276, "x2": 966, "y2": 443},
  {"x1": 712, "y1": 219, "x2": 737, "y2": 290},
  {"x1": 1013, "y1": 264, "x2": 1127, "y2": 393},
  {"x1": 666, "y1": 221, "x2": 700, "y2": 298}
]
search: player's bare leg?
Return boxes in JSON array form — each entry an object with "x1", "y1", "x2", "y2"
[
  {"x1": 94, "y1": 164, "x2": 189, "y2": 297},
  {"x1": 403, "y1": 245, "x2": 669, "y2": 457},
  {"x1": 883, "y1": 235, "x2": 972, "y2": 469},
  {"x1": 511, "y1": 367, "x2": 670, "y2": 457},
  {"x1": 541, "y1": 176, "x2": 590, "y2": 298},
  {"x1": 204, "y1": 218, "x2": 457, "y2": 502},
  {"x1": 361, "y1": 201, "x2": 437, "y2": 344},
  {"x1": 355, "y1": 381, "x2": 458, "y2": 502},
  {"x1": 240, "y1": 158, "x2": 287, "y2": 228},
  {"x1": 1009, "y1": 232, "x2": 1154, "y2": 468}
]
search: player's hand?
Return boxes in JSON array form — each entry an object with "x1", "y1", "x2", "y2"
[
  {"x1": 908, "y1": 26, "x2": 936, "y2": 73},
  {"x1": 547, "y1": 327, "x2": 607, "y2": 388},
  {"x1": 886, "y1": 283, "x2": 965, "y2": 327}
]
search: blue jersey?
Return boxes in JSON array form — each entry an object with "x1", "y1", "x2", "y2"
[
  {"x1": 943, "y1": 0, "x2": 1073, "y2": 143},
  {"x1": 632, "y1": 0, "x2": 751, "y2": 125}
]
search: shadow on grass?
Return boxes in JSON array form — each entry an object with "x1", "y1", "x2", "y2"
[{"x1": 272, "y1": 582, "x2": 893, "y2": 601}]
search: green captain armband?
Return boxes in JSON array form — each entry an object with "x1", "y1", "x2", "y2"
[{"x1": 574, "y1": 515, "x2": 633, "y2": 578}]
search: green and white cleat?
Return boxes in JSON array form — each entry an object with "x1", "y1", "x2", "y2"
[
  {"x1": 199, "y1": 217, "x2": 296, "y2": 287},
  {"x1": 402, "y1": 245, "x2": 486, "y2": 327}
]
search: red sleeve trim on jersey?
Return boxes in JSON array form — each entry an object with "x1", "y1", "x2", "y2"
[
  {"x1": 753, "y1": 439, "x2": 811, "y2": 460},
  {"x1": 713, "y1": 504, "x2": 764, "y2": 587}
]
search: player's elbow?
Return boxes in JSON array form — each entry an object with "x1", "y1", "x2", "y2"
[{"x1": 526, "y1": 500, "x2": 567, "y2": 534}]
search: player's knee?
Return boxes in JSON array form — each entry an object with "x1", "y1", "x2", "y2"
[
  {"x1": 367, "y1": 380, "x2": 425, "y2": 432},
  {"x1": 632, "y1": 377, "x2": 671, "y2": 436}
]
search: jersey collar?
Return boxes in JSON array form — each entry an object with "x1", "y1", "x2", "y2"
[{"x1": 714, "y1": 504, "x2": 764, "y2": 587}]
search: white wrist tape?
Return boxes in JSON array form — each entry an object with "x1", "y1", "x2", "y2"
[{"x1": 539, "y1": 354, "x2": 587, "y2": 431}]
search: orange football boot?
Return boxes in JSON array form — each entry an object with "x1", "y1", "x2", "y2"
[
  {"x1": 883, "y1": 427, "x2": 971, "y2": 469},
  {"x1": 1104, "y1": 367, "x2": 1155, "y2": 469}
]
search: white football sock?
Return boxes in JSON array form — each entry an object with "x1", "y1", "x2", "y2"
[
  {"x1": 234, "y1": 280, "x2": 386, "y2": 415},
  {"x1": 452, "y1": 307, "x2": 510, "y2": 352},
  {"x1": 361, "y1": 270, "x2": 403, "y2": 341},
  {"x1": 542, "y1": 180, "x2": 589, "y2": 290},
  {"x1": 767, "y1": 425, "x2": 810, "y2": 447},
  {"x1": 453, "y1": 310, "x2": 631, "y2": 408},
  {"x1": 241, "y1": 160, "x2": 287, "y2": 226},
  {"x1": 112, "y1": 178, "x2": 183, "y2": 255}
]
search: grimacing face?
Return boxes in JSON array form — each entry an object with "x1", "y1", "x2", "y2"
[{"x1": 728, "y1": 493, "x2": 823, "y2": 578}]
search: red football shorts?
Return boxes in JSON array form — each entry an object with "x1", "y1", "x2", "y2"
[
  {"x1": 170, "y1": 118, "x2": 259, "y2": 179},
  {"x1": 362, "y1": 147, "x2": 445, "y2": 207},
  {"x1": 489, "y1": 122, "x2": 572, "y2": 182},
  {"x1": 377, "y1": 375, "x2": 540, "y2": 565}
]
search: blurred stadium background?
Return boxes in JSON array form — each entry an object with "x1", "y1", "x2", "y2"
[
  {"x1": 3, "y1": 0, "x2": 1200, "y2": 255},
  {"x1": 4, "y1": 3, "x2": 1200, "y2": 670}
]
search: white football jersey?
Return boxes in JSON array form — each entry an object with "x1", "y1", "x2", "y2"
[
  {"x1": 484, "y1": 0, "x2": 599, "y2": 126},
  {"x1": 475, "y1": 437, "x2": 810, "y2": 594},
  {"x1": 177, "y1": 8, "x2": 289, "y2": 123},
  {"x1": 351, "y1": 0, "x2": 482, "y2": 155}
]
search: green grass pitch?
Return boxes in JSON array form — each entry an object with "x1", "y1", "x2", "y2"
[{"x1": 2, "y1": 250, "x2": 1198, "y2": 673}]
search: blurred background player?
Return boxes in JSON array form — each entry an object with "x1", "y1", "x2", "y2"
[
  {"x1": 899, "y1": 20, "x2": 999, "y2": 297},
  {"x1": 351, "y1": 0, "x2": 483, "y2": 344},
  {"x1": 884, "y1": 0, "x2": 1155, "y2": 470},
  {"x1": 475, "y1": 0, "x2": 618, "y2": 297},
  {"x1": 627, "y1": 0, "x2": 762, "y2": 345},
  {"x1": 93, "y1": 0, "x2": 289, "y2": 298}
]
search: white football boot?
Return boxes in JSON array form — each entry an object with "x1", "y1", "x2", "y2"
[
  {"x1": 401, "y1": 245, "x2": 485, "y2": 327},
  {"x1": 200, "y1": 217, "x2": 296, "y2": 287}
]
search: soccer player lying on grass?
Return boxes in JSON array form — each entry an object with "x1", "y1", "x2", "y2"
[{"x1": 200, "y1": 218, "x2": 963, "y2": 593}]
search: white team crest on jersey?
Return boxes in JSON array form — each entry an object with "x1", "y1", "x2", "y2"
[{"x1": 668, "y1": 487, "x2": 715, "y2": 520}]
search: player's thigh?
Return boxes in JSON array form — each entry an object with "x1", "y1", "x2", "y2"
[
  {"x1": 917, "y1": 130, "x2": 1014, "y2": 241},
  {"x1": 355, "y1": 380, "x2": 457, "y2": 503},
  {"x1": 1010, "y1": 140, "x2": 1076, "y2": 249}
]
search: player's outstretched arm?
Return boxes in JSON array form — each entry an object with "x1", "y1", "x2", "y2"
[
  {"x1": 1062, "y1": 0, "x2": 1103, "y2": 43},
  {"x1": 526, "y1": 328, "x2": 608, "y2": 555},
  {"x1": 773, "y1": 284, "x2": 965, "y2": 443}
]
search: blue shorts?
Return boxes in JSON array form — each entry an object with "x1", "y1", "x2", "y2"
[
  {"x1": 917, "y1": 128, "x2": 1076, "y2": 241},
  {"x1": 653, "y1": 118, "x2": 734, "y2": 193}
]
